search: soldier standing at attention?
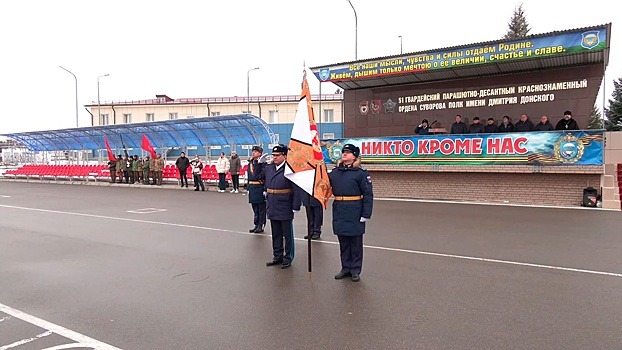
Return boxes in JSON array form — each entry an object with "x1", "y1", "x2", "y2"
[
  {"x1": 329, "y1": 144, "x2": 373, "y2": 282},
  {"x1": 247, "y1": 146, "x2": 267, "y2": 233},
  {"x1": 142, "y1": 156, "x2": 151, "y2": 185},
  {"x1": 264, "y1": 144, "x2": 302, "y2": 269},
  {"x1": 154, "y1": 154, "x2": 164, "y2": 186}
]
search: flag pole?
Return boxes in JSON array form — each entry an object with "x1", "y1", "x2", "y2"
[{"x1": 306, "y1": 193, "x2": 313, "y2": 274}]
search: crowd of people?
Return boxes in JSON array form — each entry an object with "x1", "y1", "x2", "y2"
[
  {"x1": 106, "y1": 153, "x2": 165, "y2": 185},
  {"x1": 105, "y1": 151, "x2": 243, "y2": 192},
  {"x1": 415, "y1": 110, "x2": 581, "y2": 135}
]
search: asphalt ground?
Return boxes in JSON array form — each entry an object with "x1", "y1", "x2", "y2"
[{"x1": 0, "y1": 181, "x2": 621, "y2": 349}]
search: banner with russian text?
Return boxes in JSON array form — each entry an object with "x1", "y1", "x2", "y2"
[
  {"x1": 313, "y1": 26, "x2": 607, "y2": 82},
  {"x1": 321, "y1": 131, "x2": 603, "y2": 166}
]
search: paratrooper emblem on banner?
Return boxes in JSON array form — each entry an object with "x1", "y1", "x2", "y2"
[
  {"x1": 581, "y1": 30, "x2": 600, "y2": 50},
  {"x1": 554, "y1": 133, "x2": 584, "y2": 163},
  {"x1": 325, "y1": 140, "x2": 344, "y2": 164},
  {"x1": 319, "y1": 68, "x2": 331, "y2": 81}
]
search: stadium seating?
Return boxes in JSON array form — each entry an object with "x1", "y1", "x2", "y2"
[{"x1": 3, "y1": 164, "x2": 108, "y2": 181}]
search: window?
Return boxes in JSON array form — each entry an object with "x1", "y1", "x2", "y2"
[
  {"x1": 211, "y1": 111, "x2": 221, "y2": 116},
  {"x1": 100, "y1": 114, "x2": 109, "y2": 125},
  {"x1": 146, "y1": 113, "x2": 155, "y2": 122},
  {"x1": 169, "y1": 113, "x2": 178, "y2": 120},
  {"x1": 269, "y1": 110, "x2": 279, "y2": 123},
  {"x1": 323, "y1": 109, "x2": 334, "y2": 123},
  {"x1": 123, "y1": 114, "x2": 132, "y2": 124}
]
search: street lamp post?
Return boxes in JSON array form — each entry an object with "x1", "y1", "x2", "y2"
[
  {"x1": 398, "y1": 35, "x2": 403, "y2": 54},
  {"x1": 247, "y1": 67, "x2": 259, "y2": 114},
  {"x1": 97, "y1": 74, "x2": 110, "y2": 124},
  {"x1": 59, "y1": 66, "x2": 78, "y2": 128},
  {"x1": 346, "y1": 0, "x2": 358, "y2": 60}
]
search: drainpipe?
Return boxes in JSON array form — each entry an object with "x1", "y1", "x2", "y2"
[
  {"x1": 111, "y1": 105, "x2": 116, "y2": 125},
  {"x1": 206, "y1": 103, "x2": 211, "y2": 116},
  {"x1": 85, "y1": 108, "x2": 95, "y2": 126}
]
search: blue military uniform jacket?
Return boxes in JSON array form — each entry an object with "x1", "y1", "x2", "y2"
[
  {"x1": 328, "y1": 162, "x2": 373, "y2": 236},
  {"x1": 264, "y1": 163, "x2": 302, "y2": 221},
  {"x1": 247, "y1": 158, "x2": 266, "y2": 204}
]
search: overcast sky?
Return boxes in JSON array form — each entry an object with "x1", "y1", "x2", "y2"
[{"x1": 0, "y1": 0, "x2": 618, "y2": 134}]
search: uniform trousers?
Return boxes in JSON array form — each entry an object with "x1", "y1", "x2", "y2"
[
  {"x1": 306, "y1": 206, "x2": 323, "y2": 236},
  {"x1": 251, "y1": 203, "x2": 266, "y2": 229},
  {"x1": 270, "y1": 219, "x2": 295, "y2": 264},
  {"x1": 337, "y1": 235, "x2": 363, "y2": 275}
]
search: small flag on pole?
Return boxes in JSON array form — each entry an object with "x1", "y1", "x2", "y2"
[
  {"x1": 284, "y1": 70, "x2": 333, "y2": 208},
  {"x1": 103, "y1": 136, "x2": 115, "y2": 162},
  {"x1": 141, "y1": 134, "x2": 157, "y2": 158}
]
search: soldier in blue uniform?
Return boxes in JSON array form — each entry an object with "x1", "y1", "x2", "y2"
[
  {"x1": 247, "y1": 145, "x2": 267, "y2": 233},
  {"x1": 328, "y1": 144, "x2": 373, "y2": 282},
  {"x1": 264, "y1": 144, "x2": 302, "y2": 269},
  {"x1": 303, "y1": 196, "x2": 323, "y2": 240}
]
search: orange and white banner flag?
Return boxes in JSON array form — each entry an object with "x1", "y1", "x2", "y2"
[{"x1": 284, "y1": 70, "x2": 332, "y2": 208}]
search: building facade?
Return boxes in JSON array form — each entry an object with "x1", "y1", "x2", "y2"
[{"x1": 86, "y1": 94, "x2": 344, "y2": 136}]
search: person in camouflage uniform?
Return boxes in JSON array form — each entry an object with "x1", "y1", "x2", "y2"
[{"x1": 142, "y1": 156, "x2": 151, "y2": 185}]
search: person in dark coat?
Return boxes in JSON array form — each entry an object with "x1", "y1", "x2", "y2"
[
  {"x1": 450, "y1": 115, "x2": 468, "y2": 134},
  {"x1": 303, "y1": 195, "x2": 323, "y2": 240},
  {"x1": 175, "y1": 152, "x2": 190, "y2": 188},
  {"x1": 515, "y1": 114, "x2": 535, "y2": 132},
  {"x1": 498, "y1": 116, "x2": 514, "y2": 133},
  {"x1": 264, "y1": 144, "x2": 302, "y2": 269},
  {"x1": 468, "y1": 117, "x2": 485, "y2": 134},
  {"x1": 415, "y1": 119, "x2": 430, "y2": 135},
  {"x1": 535, "y1": 115, "x2": 554, "y2": 131},
  {"x1": 328, "y1": 144, "x2": 373, "y2": 282},
  {"x1": 247, "y1": 146, "x2": 267, "y2": 233},
  {"x1": 555, "y1": 110, "x2": 580, "y2": 131},
  {"x1": 484, "y1": 118, "x2": 499, "y2": 133}
]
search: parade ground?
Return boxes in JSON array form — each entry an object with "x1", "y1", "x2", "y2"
[{"x1": 1, "y1": 181, "x2": 621, "y2": 349}]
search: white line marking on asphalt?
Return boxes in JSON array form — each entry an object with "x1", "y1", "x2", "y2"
[
  {"x1": 42, "y1": 343, "x2": 101, "y2": 350},
  {"x1": 126, "y1": 208, "x2": 167, "y2": 214},
  {"x1": 0, "y1": 195, "x2": 10, "y2": 198},
  {"x1": 0, "y1": 316, "x2": 10, "y2": 323},
  {"x1": 0, "y1": 331, "x2": 52, "y2": 350},
  {"x1": 0, "y1": 302, "x2": 122, "y2": 350},
  {"x1": 375, "y1": 197, "x2": 619, "y2": 211},
  {"x1": 1, "y1": 203, "x2": 621, "y2": 279}
]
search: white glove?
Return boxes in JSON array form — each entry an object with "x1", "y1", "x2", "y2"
[
  {"x1": 293, "y1": 210, "x2": 299, "y2": 213},
  {"x1": 359, "y1": 217, "x2": 368, "y2": 223},
  {"x1": 263, "y1": 191, "x2": 267, "y2": 198}
]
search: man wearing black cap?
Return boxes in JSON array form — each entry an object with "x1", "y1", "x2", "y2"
[
  {"x1": 555, "y1": 110, "x2": 579, "y2": 130},
  {"x1": 329, "y1": 144, "x2": 373, "y2": 282},
  {"x1": 484, "y1": 118, "x2": 499, "y2": 133},
  {"x1": 247, "y1": 145, "x2": 267, "y2": 233},
  {"x1": 264, "y1": 144, "x2": 302, "y2": 269},
  {"x1": 468, "y1": 117, "x2": 485, "y2": 134},
  {"x1": 415, "y1": 119, "x2": 430, "y2": 135}
]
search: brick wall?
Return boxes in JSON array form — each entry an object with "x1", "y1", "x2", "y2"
[{"x1": 369, "y1": 171, "x2": 601, "y2": 206}]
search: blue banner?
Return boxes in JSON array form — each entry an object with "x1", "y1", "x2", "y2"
[
  {"x1": 313, "y1": 27, "x2": 607, "y2": 82},
  {"x1": 321, "y1": 131, "x2": 603, "y2": 165}
]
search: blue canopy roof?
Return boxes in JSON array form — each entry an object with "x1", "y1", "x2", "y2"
[{"x1": 1, "y1": 114, "x2": 275, "y2": 152}]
